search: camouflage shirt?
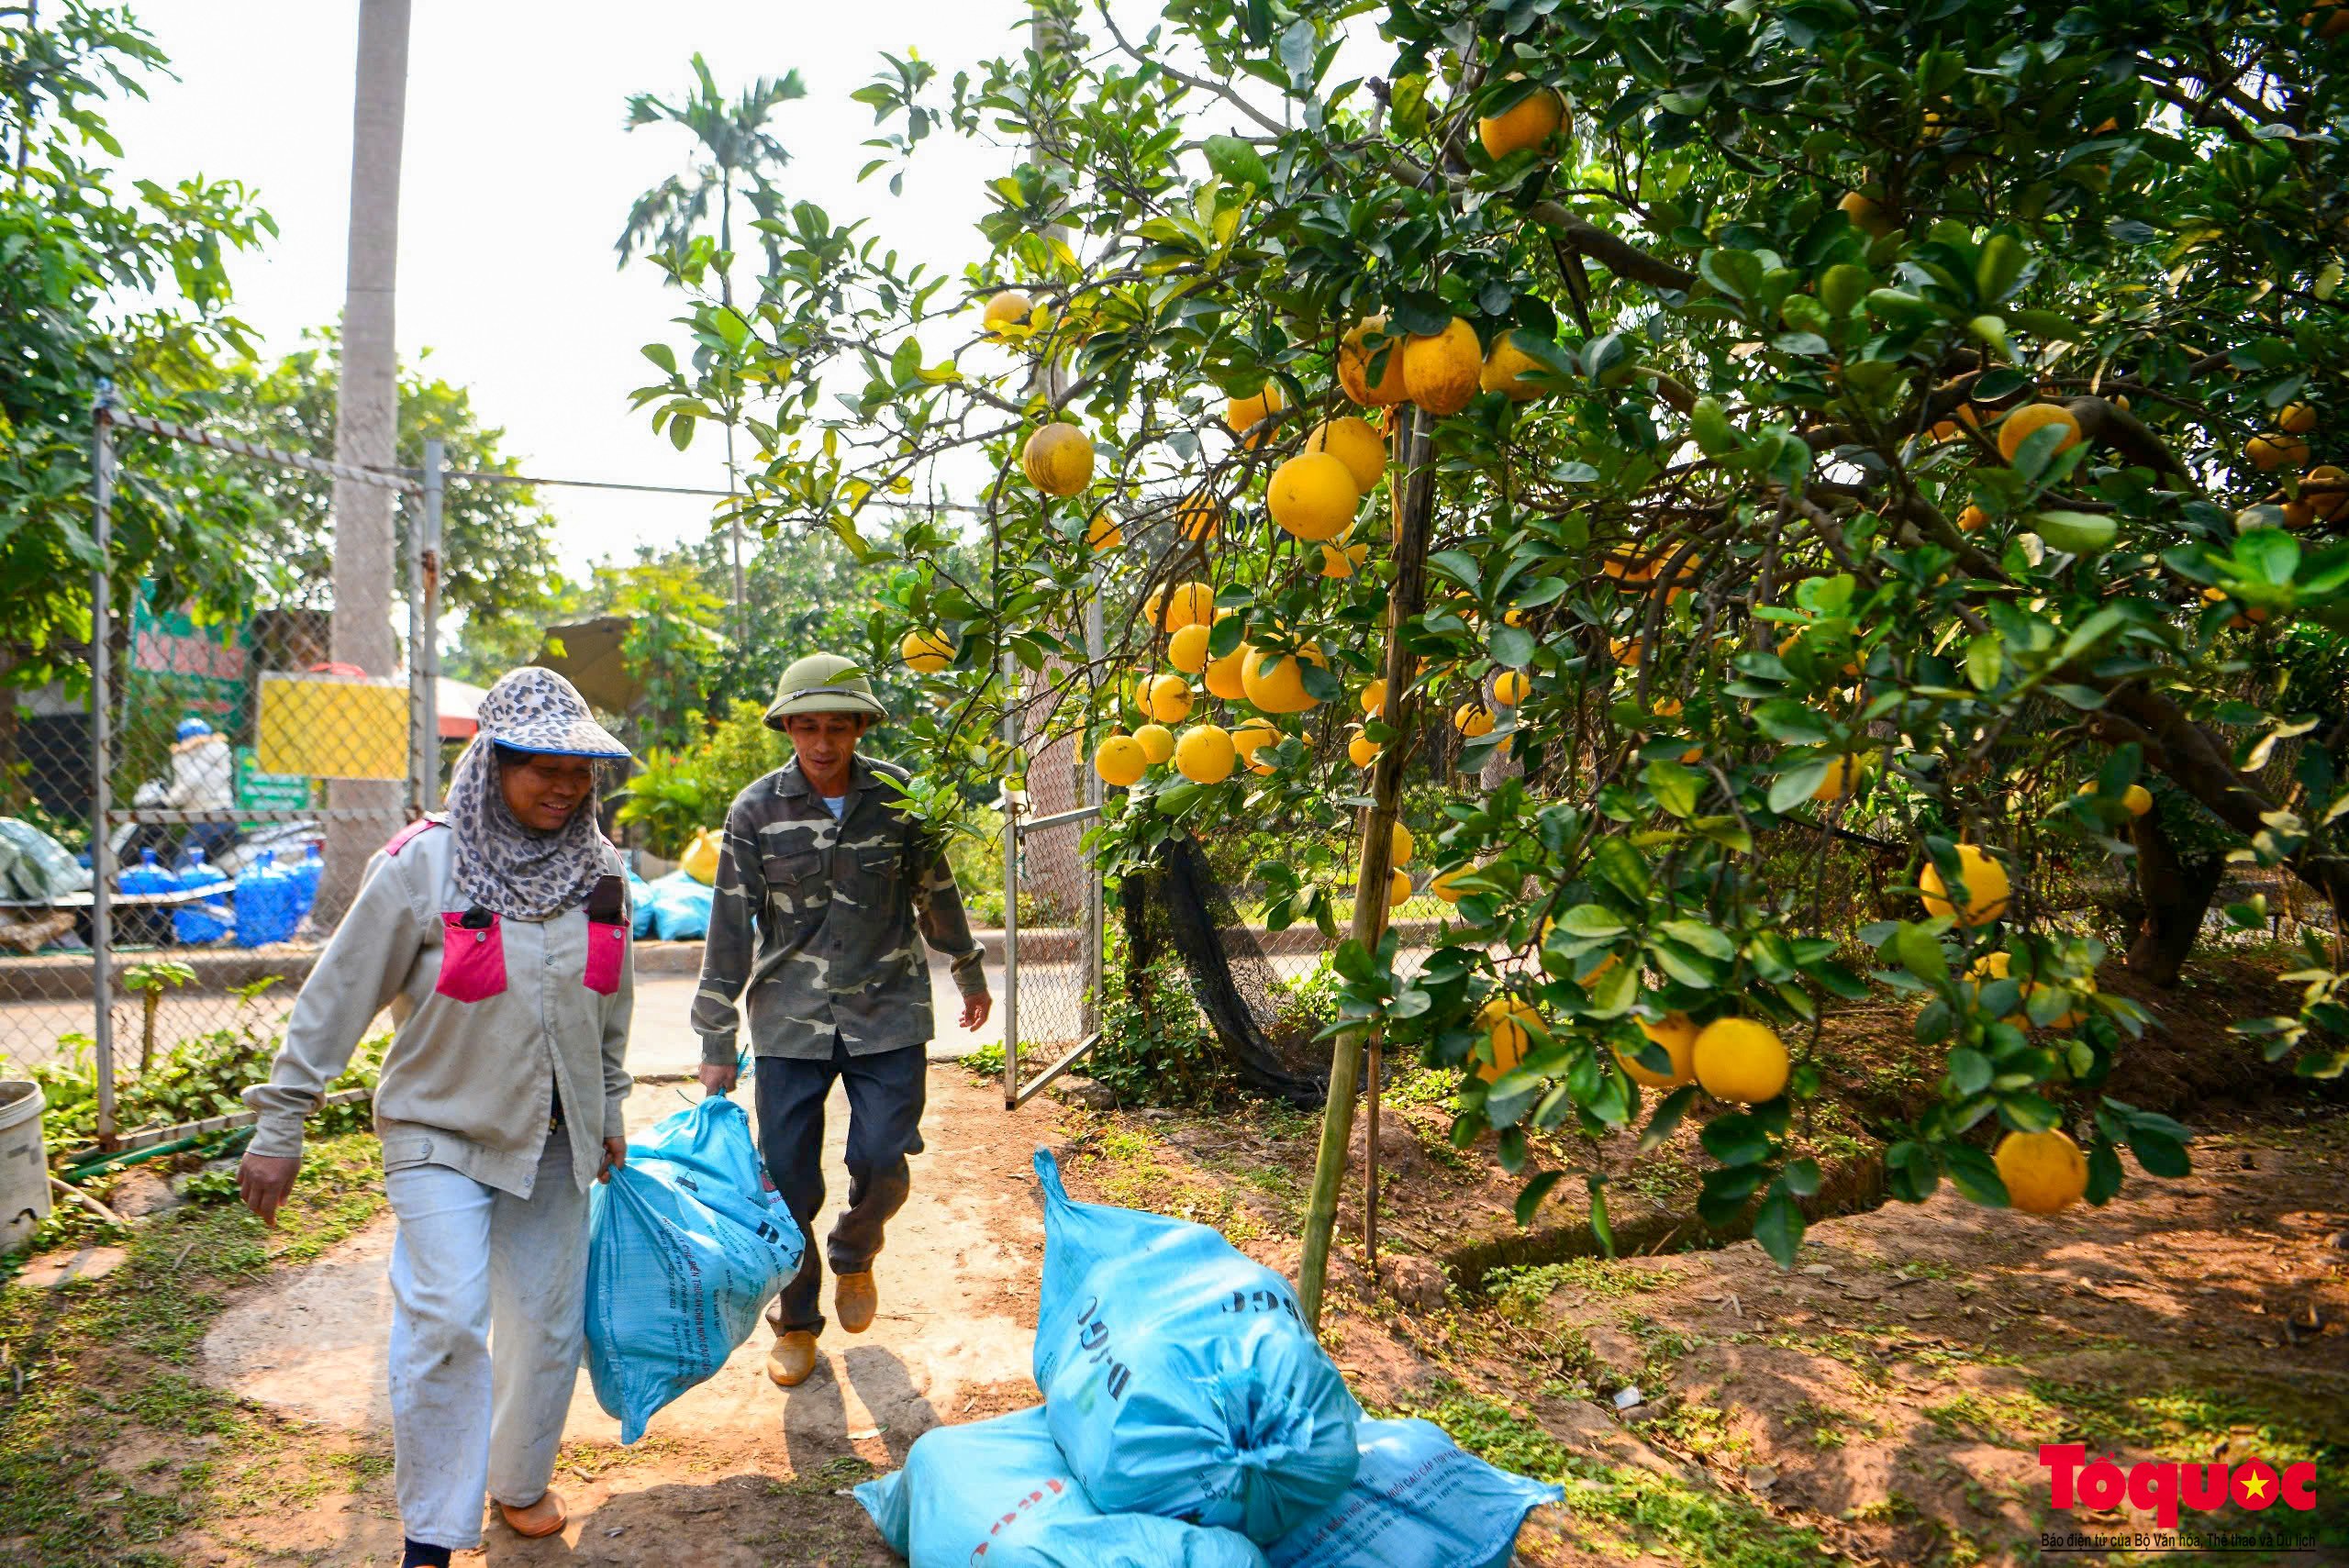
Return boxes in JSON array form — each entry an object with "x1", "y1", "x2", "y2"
[{"x1": 694, "y1": 754, "x2": 986, "y2": 1062}]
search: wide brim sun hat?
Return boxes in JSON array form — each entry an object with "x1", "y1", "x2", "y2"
[
  {"x1": 763, "y1": 651, "x2": 889, "y2": 728},
  {"x1": 485, "y1": 666, "x2": 633, "y2": 760}
]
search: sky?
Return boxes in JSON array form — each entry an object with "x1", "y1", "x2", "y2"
[{"x1": 103, "y1": 1, "x2": 1033, "y2": 578}]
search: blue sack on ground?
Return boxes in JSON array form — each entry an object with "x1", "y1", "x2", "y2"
[
  {"x1": 627, "y1": 868, "x2": 657, "y2": 939},
  {"x1": 1266, "y1": 1418, "x2": 1563, "y2": 1568},
  {"x1": 647, "y1": 869, "x2": 711, "y2": 941},
  {"x1": 855, "y1": 1405, "x2": 1268, "y2": 1568},
  {"x1": 1032, "y1": 1148, "x2": 1360, "y2": 1543},
  {"x1": 584, "y1": 1095, "x2": 803, "y2": 1443}
]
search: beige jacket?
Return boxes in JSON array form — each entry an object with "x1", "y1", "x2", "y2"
[{"x1": 243, "y1": 821, "x2": 633, "y2": 1196}]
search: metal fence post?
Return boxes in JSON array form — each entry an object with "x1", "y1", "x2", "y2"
[
  {"x1": 1081, "y1": 569, "x2": 1104, "y2": 1041},
  {"x1": 409, "y1": 437, "x2": 443, "y2": 813},
  {"x1": 1001, "y1": 645, "x2": 1021, "y2": 1110},
  {"x1": 88, "y1": 399, "x2": 117, "y2": 1148}
]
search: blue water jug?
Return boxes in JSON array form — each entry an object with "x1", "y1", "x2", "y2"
[
  {"x1": 288, "y1": 843, "x2": 323, "y2": 920},
  {"x1": 173, "y1": 847, "x2": 233, "y2": 944},
  {"x1": 118, "y1": 847, "x2": 177, "y2": 897},
  {"x1": 233, "y1": 856, "x2": 296, "y2": 948}
]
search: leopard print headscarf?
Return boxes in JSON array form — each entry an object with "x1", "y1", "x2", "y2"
[{"x1": 443, "y1": 668, "x2": 626, "y2": 920}]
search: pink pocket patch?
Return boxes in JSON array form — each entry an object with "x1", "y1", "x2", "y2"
[
  {"x1": 584, "y1": 918, "x2": 625, "y2": 996},
  {"x1": 435, "y1": 912, "x2": 507, "y2": 1002}
]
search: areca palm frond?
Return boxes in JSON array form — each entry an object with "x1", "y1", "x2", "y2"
[{"x1": 616, "y1": 52, "x2": 804, "y2": 284}]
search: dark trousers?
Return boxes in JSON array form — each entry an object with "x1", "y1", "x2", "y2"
[{"x1": 754, "y1": 1038, "x2": 928, "y2": 1336}]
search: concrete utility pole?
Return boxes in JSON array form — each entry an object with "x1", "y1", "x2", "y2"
[{"x1": 321, "y1": 0, "x2": 411, "y2": 921}]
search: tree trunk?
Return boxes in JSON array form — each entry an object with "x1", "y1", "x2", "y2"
[
  {"x1": 2125, "y1": 807, "x2": 2225, "y2": 988},
  {"x1": 1298, "y1": 406, "x2": 1435, "y2": 1329},
  {"x1": 320, "y1": 0, "x2": 410, "y2": 923}
]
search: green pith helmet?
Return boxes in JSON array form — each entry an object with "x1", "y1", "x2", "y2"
[{"x1": 764, "y1": 651, "x2": 888, "y2": 728}]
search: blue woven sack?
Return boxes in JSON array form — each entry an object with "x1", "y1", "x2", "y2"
[
  {"x1": 856, "y1": 1405, "x2": 1268, "y2": 1568},
  {"x1": 584, "y1": 1095, "x2": 803, "y2": 1442},
  {"x1": 1266, "y1": 1418, "x2": 1562, "y2": 1568},
  {"x1": 647, "y1": 870, "x2": 711, "y2": 941},
  {"x1": 1031, "y1": 1149, "x2": 1360, "y2": 1543},
  {"x1": 627, "y1": 868, "x2": 657, "y2": 939}
]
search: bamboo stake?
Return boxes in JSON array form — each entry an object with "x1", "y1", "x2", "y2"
[{"x1": 1298, "y1": 405, "x2": 1435, "y2": 1329}]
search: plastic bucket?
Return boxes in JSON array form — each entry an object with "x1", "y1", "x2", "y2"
[{"x1": 0, "y1": 1079, "x2": 50, "y2": 1254}]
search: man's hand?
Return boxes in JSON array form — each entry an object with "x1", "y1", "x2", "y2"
[
  {"x1": 598, "y1": 1136, "x2": 629, "y2": 1184},
  {"x1": 962, "y1": 991, "x2": 994, "y2": 1030},
  {"x1": 238, "y1": 1152, "x2": 300, "y2": 1229},
  {"x1": 698, "y1": 1062, "x2": 739, "y2": 1096}
]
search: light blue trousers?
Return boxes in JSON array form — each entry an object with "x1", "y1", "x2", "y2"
[{"x1": 384, "y1": 1134, "x2": 586, "y2": 1549}]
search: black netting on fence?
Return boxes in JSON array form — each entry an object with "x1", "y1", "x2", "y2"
[{"x1": 1122, "y1": 831, "x2": 1328, "y2": 1107}]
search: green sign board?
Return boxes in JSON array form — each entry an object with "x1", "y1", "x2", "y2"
[{"x1": 235, "y1": 745, "x2": 313, "y2": 826}]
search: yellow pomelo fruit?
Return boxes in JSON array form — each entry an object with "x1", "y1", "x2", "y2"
[
  {"x1": 2299, "y1": 464, "x2": 2349, "y2": 523},
  {"x1": 1226, "y1": 383, "x2": 1286, "y2": 448},
  {"x1": 1139, "y1": 673, "x2": 1194, "y2": 724},
  {"x1": 1996, "y1": 403, "x2": 2082, "y2": 464},
  {"x1": 1430, "y1": 863, "x2": 1473, "y2": 903},
  {"x1": 2122, "y1": 784, "x2": 2153, "y2": 817},
  {"x1": 1267, "y1": 453, "x2": 1361, "y2": 541},
  {"x1": 1479, "y1": 330, "x2": 1550, "y2": 399},
  {"x1": 1476, "y1": 997, "x2": 1539, "y2": 1082},
  {"x1": 1388, "y1": 820, "x2": 1415, "y2": 865},
  {"x1": 1477, "y1": 82, "x2": 1566, "y2": 160},
  {"x1": 1493, "y1": 670, "x2": 1531, "y2": 706},
  {"x1": 1839, "y1": 190, "x2": 1896, "y2": 238},
  {"x1": 1305, "y1": 415, "x2": 1386, "y2": 491},
  {"x1": 1132, "y1": 723, "x2": 1175, "y2": 765},
  {"x1": 1360, "y1": 678, "x2": 1388, "y2": 717},
  {"x1": 1813, "y1": 751, "x2": 1874, "y2": 804},
  {"x1": 1094, "y1": 735, "x2": 1146, "y2": 787},
  {"x1": 1403, "y1": 317, "x2": 1484, "y2": 417},
  {"x1": 1160, "y1": 581, "x2": 1218, "y2": 631},
  {"x1": 1167, "y1": 622, "x2": 1213, "y2": 674},
  {"x1": 1143, "y1": 585, "x2": 1165, "y2": 627},
  {"x1": 1086, "y1": 513, "x2": 1125, "y2": 550},
  {"x1": 1618, "y1": 1012, "x2": 1698, "y2": 1088},
  {"x1": 1174, "y1": 489, "x2": 1222, "y2": 541},
  {"x1": 982, "y1": 288, "x2": 1039, "y2": 338},
  {"x1": 1454, "y1": 702, "x2": 1495, "y2": 738},
  {"x1": 2246, "y1": 431, "x2": 2310, "y2": 471},
  {"x1": 1994, "y1": 1129, "x2": 2088, "y2": 1215},
  {"x1": 1386, "y1": 866, "x2": 1413, "y2": 909},
  {"x1": 1609, "y1": 637, "x2": 1644, "y2": 668},
  {"x1": 1956, "y1": 504, "x2": 1990, "y2": 533},
  {"x1": 1174, "y1": 724, "x2": 1237, "y2": 784},
  {"x1": 900, "y1": 628, "x2": 954, "y2": 673},
  {"x1": 1338, "y1": 315, "x2": 1408, "y2": 406},
  {"x1": 1920, "y1": 844, "x2": 2011, "y2": 926},
  {"x1": 1241, "y1": 645, "x2": 1326, "y2": 714},
  {"x1": 1692, "y1": 1018, "x2": 1791, "y2": 1103},
  {"x1": 2279, "y1": 401, "x2": 2319, "y2": 435},
  {"x1": 1203, "y1": 645, "x2": 1249, "y2": 701},
  {"x1": 1232, "y1": 716, "x2": 1280, "y2": 774},
  {"x1": 1023, "y1": 422, "x2": 1095, "y2": 496},
  {"x1": 1319, "y1": 540, "x2": 1371, "y2": 579},
  {"x1": 1348, "y1": 731, "x2": 1380, "y2": 768}
]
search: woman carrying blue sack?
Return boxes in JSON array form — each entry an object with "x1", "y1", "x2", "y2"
[{"x1": 237, "y1": 668, "x2": 636, "y2": 1567}]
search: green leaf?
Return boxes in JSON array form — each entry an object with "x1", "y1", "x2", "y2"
[
  {"x1": 2128, "y1": 1128, "x2": 2191, "y2": 1178},
  {"x1": 2234, "y1": 528, "x2": 2301, "y2": 586},
  {"x1": 1948, "y1": 1047, "x2": 1992, "y2": 1095},
  {"x1": 1637, "y1": 1085, "x2": 1698, "y2": 1155},
  {"x1": 1965, "y1": 633, "x2": 2003, "y2": 691},
  {"x1": 1976, "y1": 232, "x2": 2027, "y2": 304},
  {"x1": 1944, "y1": 1144, "x2": 2009, "y2": 1207},
  {"x1": 1753, "y1": 1191, "x2": 1805, "y2": 1266},
  {"x1": 1643, "y1": 760, "x2": 1702, "y2": 817},
  {"x1": 1893, "y1": 923, "x2": 1950, "y2": 984},
  {"x1": 1768, "y1": 760, "x2": 1832, "y2": 813},
  {"x1": 1557, "y1": 904, "x2": 1628, "y2": 937},
  {"x1": 1201, "y1": 135, "x2": 1271, "y2": 189},
  {"x1": 1699, "y1": 247, "x2": 1765, "y2": 301},
  {"x1": 1752, "y1": 699, "x2": 1831, "y2": 745},
  {"x1": 1513, "y1": 1170, "x2": 1564, "y2": 1228},
  {"x1": 1658, "y1": 918, "x2": 1734, "y2": 960},
  {"x1": 1490, "y1": 625, "x2": 1536, "y2": 668}
]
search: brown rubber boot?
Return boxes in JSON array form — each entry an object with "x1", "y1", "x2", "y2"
[
  {"x1": 498, "y1": 1489, "x2": 567, "y2": 1539},
  {"x1": 835, "y1": 1271, "x2": 877, "y2": 1334},
  {"x1": 767, "y1": 1329, "x2": 820, "y2": 1387}
]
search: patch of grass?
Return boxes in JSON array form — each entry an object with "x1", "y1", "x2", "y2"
[
  {"x1": 1070, "y1": 1124, "x2": 1271, "y2": 1242},
  {"x1": 1789, "y1": 1398, "x2": 1880, "y2": 1451},
  {"x1": 1842, "y1": 1491, "x2": 1921, "y2": 1524},
  {"x1": 1920, "y1": 1387, "x2": 2056, "y2": 1447},
  {"x1": 958, "y1": 1041, "x2": 1007, "y2": 1081},
  {"x1": 0, "y1": 1131, "x2": 387, "y2": 1566},
  {"x1": 1386, "y1": 1384, "x2": 1830, "y2": 1568},
  {"x1": 2028, "y1": 1377, "x2": 2344, "y2": 1468},
  {"x1": 1484, "y1": 1256, "x2": 1672, "y2": 1314},
  {"x1": 776, "y1": 1454, "x2": 877, "y2": 1496}
]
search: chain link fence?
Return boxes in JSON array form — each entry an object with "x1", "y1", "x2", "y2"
[{"x1": 0, "y1": 405, "x2": 443, "y2": 1151}]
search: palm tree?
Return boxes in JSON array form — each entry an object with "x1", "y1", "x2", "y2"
[{"x1": 618, "y1": 54, "x2": 804, "y2": 638}]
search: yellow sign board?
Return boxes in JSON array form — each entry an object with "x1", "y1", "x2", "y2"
[{"x1": 255, "y1": 673, "x2": 408, "y2": 781}]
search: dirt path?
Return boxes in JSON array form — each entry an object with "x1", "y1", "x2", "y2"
[{"x1": 184, "y1": 1065, "x2": 1058, "y2": 1565}]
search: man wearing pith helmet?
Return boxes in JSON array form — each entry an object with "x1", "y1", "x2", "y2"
[{"x1": 692, "y1": 651, "x2": 991, "y2": 1390}]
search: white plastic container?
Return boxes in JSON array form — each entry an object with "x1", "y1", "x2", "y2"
[{"x1": 0, "y1": 1079, "x2": 50, "y2": 1253}]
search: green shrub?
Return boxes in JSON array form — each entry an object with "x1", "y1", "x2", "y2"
[
  {"x1": 1089, "y1": 949, "x2": 1231, "y2": 1107},
  {"x1": 616, "y1": 699, "x2": 791, "y2": 856}
]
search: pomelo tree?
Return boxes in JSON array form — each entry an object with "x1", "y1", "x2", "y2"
[{"x1": 639, "y1": 0, "x2": 2349, "y2": 1313}]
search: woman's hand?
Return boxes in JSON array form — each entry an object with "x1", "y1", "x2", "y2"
[
  {"x1": 598, "y1": 1136, "x2": 628, "y2": 1184},
  {"x1": 238, "y1": 1153, "x2": 301, "y2": 1229}
]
